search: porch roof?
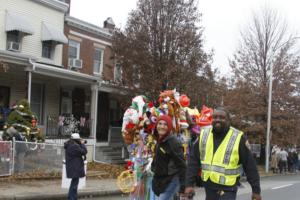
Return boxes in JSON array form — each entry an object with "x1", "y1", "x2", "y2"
[{"x1": 30, "y1": 62, "x2": 100, "y2": 84}]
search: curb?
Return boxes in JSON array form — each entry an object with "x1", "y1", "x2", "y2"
[
  {"x1": 0, "y1": 189, "x2": 123, "y2": 200},
  {"x1": 240, "y1": 172, "x2": 295, "y2": 182}
]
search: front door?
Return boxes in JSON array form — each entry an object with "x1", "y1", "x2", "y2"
[
  {"x1": 0, "y1": 86, "x2": 10, "y2": 130},
  {"x1": 96, "y1": 92, "x2": 109, "y2": 142}
]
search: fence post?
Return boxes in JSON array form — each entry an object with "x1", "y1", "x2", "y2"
[{"x1": 12, "y1": 137, "x2": 15, "y2": 174}]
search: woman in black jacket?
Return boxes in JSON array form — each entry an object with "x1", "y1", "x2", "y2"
[
  {"x1": 64, "y1": 133, "x2": 87, "y2": 200},
  {"x1": 151, "y1": 115, "x2": 186, "y2": 200}
]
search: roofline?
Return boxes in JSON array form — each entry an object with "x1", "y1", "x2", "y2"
[
  {"x1": 65, "y1": 15, "x2": 112, "y2": 39},
  {"x1": 30, "y1": 62, "x2": 100, "y2": 84},
  {"x1": 30, "y1": 0, "x2": 69, "y2": 13},
  {"x1": 0, "y1": 50, "x2": 35, "y2": 66},
  {"x1": 0, "y1": 50, "x2": 99, "y2": 84}
]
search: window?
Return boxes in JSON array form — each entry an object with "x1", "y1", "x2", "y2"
[
  {"x1": 132, "y1": 65, "x2": 141, "y2": 88},
  {"x1": 6, "y1": 31, "x2": 21, "y2": 51},
  {"x1": 42, "y1": 41, "x2": 53, "y2": 59},
  {"x1": 114, "y1": 63, "x2": 122, "y2": 82},
  {"x1": 0, "y1": 86, "x2": 10, "y2": 108},
  {"x1": 30, "y1": 83, "x2": 44, "y2": 125},
  {"x1": 60, "y1": 90, "x2": 72, "y2": 115},
  {"x1": 68, "y1": 40, "x2": 80, "y2": 59},
  {"x1": 93, "y1": 48, "x2": 103, "y2": 74}
]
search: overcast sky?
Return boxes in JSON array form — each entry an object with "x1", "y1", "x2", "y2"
[{"x1": 70, "y1": 0, "x2": 300, "y2": 74}]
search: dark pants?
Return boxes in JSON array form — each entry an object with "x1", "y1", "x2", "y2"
[
  {"x1": 68, "y1": 178, "x2": 79, "y2": 200},
  {"x1": 279, "y1": 161, "x2": 287, "y2": 173},
  {"x1": 205, "y1": 187, "x2": 237, "y2": 200}
]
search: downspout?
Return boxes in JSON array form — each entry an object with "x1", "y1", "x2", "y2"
[
  {"x1": 27, "y1": 59, "x2": 36, "y2": 104},
  {"x1": 92, "y1": 81, "x2": 100, "y2": 162}
]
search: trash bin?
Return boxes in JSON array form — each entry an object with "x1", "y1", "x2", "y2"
[{"x1": 61, "y1": 160, "x2": 87, "y2": 189}]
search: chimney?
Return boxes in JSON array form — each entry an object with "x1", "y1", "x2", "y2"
[{"x1": 104, "y1": 17, "x2": 115, "y2": 31}]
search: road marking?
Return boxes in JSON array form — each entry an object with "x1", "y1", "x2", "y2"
[{"x1": 271, "y1": 184, "x2": 293, "y2": 190}]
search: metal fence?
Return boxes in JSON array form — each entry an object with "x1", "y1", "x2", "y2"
[
  {"x1": 1, "y1": 141, "x2": 96, "y2": 176},
  {"x1": 0, "y1": 141, "x2": 12, "y2": 176},
  {"x1": 13, "y1": 141, "x2": 64, "y2": 174}
]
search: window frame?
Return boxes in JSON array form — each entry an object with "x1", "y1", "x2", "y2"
[
  {"x1": 68, "y1": 40, "x2": 80, "y2": 59},
  {"x1": 41, "y1": 41, "x2": 53, "y2": 59},
  {"x1": 93, "y1": 47, "x2": 104, "y2": 74},
  {"x1": 114, "y1": 63, "x2": 122, "y2": 82},
  {"x1": 30, "y1": 83, "x2": 45, "y2": 125},
  {"x1": 6, "y1": 30, "x2": 21, "y2": 51}
]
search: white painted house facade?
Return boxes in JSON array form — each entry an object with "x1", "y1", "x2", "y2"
[{"x1": 0, "y1": 0, "x2": 100, "y2": 143}]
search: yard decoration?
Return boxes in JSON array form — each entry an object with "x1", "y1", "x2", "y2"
[{"x1": 3, "y1": 99, "x2": 43, "y2": 142}]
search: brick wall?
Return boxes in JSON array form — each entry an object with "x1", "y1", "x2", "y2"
[{"x1": 63, "y1": 23, "x2": 114, "y2": 80}]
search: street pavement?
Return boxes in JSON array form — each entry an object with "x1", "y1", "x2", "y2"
[
  {"x1": 83, "y1": 173, "x2": 300, "y2": 200},
  {"x1": 1, "y1": 173, "x2": 300, "y2": 199},
  {"x1": 237, "y1": 174, "x2": 300, "y2": 200}
]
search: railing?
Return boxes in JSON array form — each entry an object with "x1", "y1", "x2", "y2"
[{"x1": 46, "y1": 115, "x2": 91, "y2": 138}]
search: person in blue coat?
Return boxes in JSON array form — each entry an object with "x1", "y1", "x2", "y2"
[{"x1": 64, "y1": 133, "x2": 87, "y2": 200}]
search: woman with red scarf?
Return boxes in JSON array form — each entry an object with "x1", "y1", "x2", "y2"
[{"x1": 151, "y1": 115, "x2": 186, "y2": 200}]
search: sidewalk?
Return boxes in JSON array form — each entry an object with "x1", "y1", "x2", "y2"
[
  {"x1": 0, "y1": 178, "x2": 123, "y2": 200},
  {"x1": 0, "y1": 167, "x2": 284, "y2": 200}
]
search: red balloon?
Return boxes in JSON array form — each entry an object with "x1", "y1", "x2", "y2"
[{"x1": 179, "y1": 95, "x2": 190, "y2": 107}]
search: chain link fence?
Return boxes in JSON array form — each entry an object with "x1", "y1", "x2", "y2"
[
  {"x1": 0, "y1": 141, "x2": 12, "y2": 176},
  {"x1": 0, "y1": 141, "x2": 94, "y2": 176},
  {"x1": 14, "y1": 141, "x2": 64, "y2": 174}
]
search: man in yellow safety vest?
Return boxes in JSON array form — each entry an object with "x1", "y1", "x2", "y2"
[{"x1": 184, "y1": 107, "x2": 262, "y2": 200}]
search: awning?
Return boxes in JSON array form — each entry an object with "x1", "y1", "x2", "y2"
[
  {"x1": 41, "y1": 22, "x2": 68, "y2": 44},
  {"x1": 5, "y1": 11, "x2": 34, "y2": 35}
]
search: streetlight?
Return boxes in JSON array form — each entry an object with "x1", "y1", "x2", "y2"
[
  {"x1": 265, "y1": 63, "x2": 273, "y2": 173},
  {"x1": 265, "y1": 36, "x2": 300, "y2": 173}
]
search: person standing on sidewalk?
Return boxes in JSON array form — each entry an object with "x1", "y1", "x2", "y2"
[
  {"x1": 64, "y1": 133, "x2": 87, "y2": 200},
  {"x1": 278, "y1": 148, "x2": 288, "y2": 174},
  {"x1": 151, "y1": 115, "x2": 186, "y2": 200},
  {"x1": 185, "y1": 107, "x2": 261, "y2": 200}
]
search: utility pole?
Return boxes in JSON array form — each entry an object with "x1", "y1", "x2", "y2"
[{"x1": 265, "y1": 64, "x2": 273, "y2": 173}]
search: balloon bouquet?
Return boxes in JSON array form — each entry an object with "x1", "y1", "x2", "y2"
[{"x1": 117, "y1": 90, "x2": 213, "y2": 200}]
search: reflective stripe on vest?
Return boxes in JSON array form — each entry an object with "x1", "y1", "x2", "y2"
[
  {"x1": 199, "y1": 127, "x2": 243, "y2": 186},
  {"x1": 200, "y1": 126, "x2": 211, "y2": 161},
  {"x1": 201, "y1": 164, "x2": 241, "y2": 175},
  {"x1": 223, "y1": 128, "x2": 239, "y2": 165}
]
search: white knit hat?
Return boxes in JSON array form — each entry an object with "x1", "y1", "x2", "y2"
[{"x1": 71, "y1": 133, "x2": 81, "y2": 140}]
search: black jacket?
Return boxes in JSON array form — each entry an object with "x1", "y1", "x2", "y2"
[
  {"x1": 64, "y1": 139, "x2": 87, "y2": 178},
  {"x1": 151, "y1": 134, "x2": 186, "y2": 195},
  {"x1": 186, "y1": 127, "x2": 261, "y2": 194}
]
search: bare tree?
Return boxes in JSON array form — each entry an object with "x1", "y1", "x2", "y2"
[
  {"x1": 227, "y1": 7, "x2": 300, "y2": 144},
  {"x1": 112, "y1": 0, "x2": 214, "y2": 103}
]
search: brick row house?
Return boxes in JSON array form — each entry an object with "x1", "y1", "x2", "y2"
[
  {"x1": 0, "y1": 0, "x2": 125, "y2": 162},
  {"x1": 63, "y1": 15, "x2": 125, "y2": 143}
]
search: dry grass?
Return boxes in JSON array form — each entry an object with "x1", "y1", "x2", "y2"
[{"x1": 0, "y1": 162, "x2": 125, "y2": 182}]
